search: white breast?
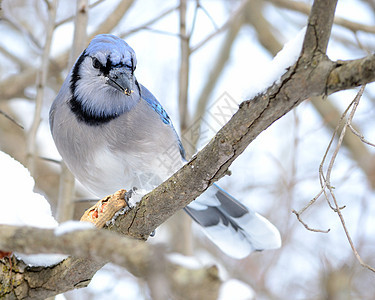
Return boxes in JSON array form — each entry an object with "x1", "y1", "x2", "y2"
[{"x1": 80, "y1": 145, "x2": 184, "y2": 198}]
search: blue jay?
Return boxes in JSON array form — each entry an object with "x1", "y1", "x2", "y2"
[{"x1": 50, "y1": 34, "x2": 281, "y2": 259}]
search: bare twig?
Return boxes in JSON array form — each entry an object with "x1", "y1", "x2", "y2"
[
  {"x1": 119, "y1": 5, "x2": 178, "y2": 38},
  {"x1": 266, "y1": 0, "x2": 375, "y2": 34},
  {"x1": 318, "y1": 99, "x2": 354, "y2": 211},
  {"x1": 0, "y1": 110, "x2": 24, "y2": 129},
  {"x1": 293, "y1": 97, "x2": 353, "y2": 229},
  {"x1": 26, "y1": 0, "x2": 58, "y2": 175},
  {"x1": 1, "y1": 17, "x2": 42, "y2": 52},
  {"x1": 292, "y1": 210, "x2": 330, "y2": 233},
  {"x1": 0, "y1": 46, "x2": 29, "y2": 70},
  {"x1": 190, "y1": 6, "x2": 244, "y2": 151},
  {"x1": 54, "y1": 0, "x2": 106, "y2": 27},
  {"x1": 191, "y1": 0, "x2": 249, "y2": 53},
  {"x1": 189, "y1": 0, "x2": 200, "y2": 37},
  {"x1": 349, "y1": 124, "x2": 375, "y2": 148},
  {"x1": 294, "y1": 86, "x2": 375, "y2": 273},
  {"x1": 178, "y1": 0, "x2": 190, "y2": 135},
  {"x1": 321, "y1": 86, "x2": 375, "y2": 272},
  {"x1": 172, "y1": 0, "x2": 193, "y2": 256},
  {"x1": 69, "y1": 0, "x2": 89, "y2": 65},
  {"x1": 197, "y1": 1, "x2": 219, "y2": 31},
  {"x1": 39, "y1": 156, "x2": 61, "y2": 164},
  {"x1": 346, "y1": 89, "x2": 375, "y2": 148},
  {"x1": 56, "y1": 0, "x2": 89, "y2": 223},
  {"x1": 90, "y1": 0, "x2": 135, "y2": 38}
]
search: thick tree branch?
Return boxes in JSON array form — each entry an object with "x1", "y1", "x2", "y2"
[
  {"x1": 245, "y1": 1, "x2": 375, "y2": 188},
  {"x1": 0, "y1": 225, "x2": 220, "y2": 300},
  {"x1": 301, "y1": 0, "x2": 337, "y2": 56},
  {"x1": 0, "y1": 225, "x2": 163, "y2": 277},
  {"x1": 113, "y1": 0, "x2": 340, "y2": 239},
  {"x1": 327, "y1": 54, "x2": 375, "y2": 94}
]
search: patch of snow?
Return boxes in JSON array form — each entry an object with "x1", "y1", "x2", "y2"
[
  {"x1": 218, "y1": 279, "x2": 255, "y2": 300},
  {"x1": 54, "y1": 220, "x2": 94, "y2": 236},
  {"x1": 167, "y1": 252, "x2": 203, "y2": 269},
  {"x1": 246, "y1": 27, "x2": 306, "y2": 99},
  {"x1": 0, "y1": 151, "x2": 67, "y2": 266}
]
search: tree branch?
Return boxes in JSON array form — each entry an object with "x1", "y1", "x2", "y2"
[
  {"x1": 301, "y1": 0, "x2": 337, "y2": 56},
  {"x1": 327, "y1": 54, "x2": 375, "y2": 94},
  {"x1": 0, "y1": 225, "x2": 162, "y2": 277},
  {"x1": 0, "y1": 225, "x2": 220, "y2": 300},
  {"x1": 266, "y1": 0, "x2": 375, "y2": 34},
  {"x1": 113, "y1": 0, "x2": 340, "y2": 239}
]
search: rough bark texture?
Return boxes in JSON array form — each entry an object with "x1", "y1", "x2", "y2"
[{"x1": 0, "y1": 225, "x2": 220, "y2": 300}]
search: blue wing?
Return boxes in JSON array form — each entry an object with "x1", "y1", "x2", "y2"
[
  {"x1": 140, "y1": 84, "x2": 171, "y2": 125},
  {"x1": 140, "y1": 83, "x2": 186, "y2": 160}
]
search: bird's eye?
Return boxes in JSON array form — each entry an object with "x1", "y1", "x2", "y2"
[{"x1": 92, "y1": 57, "x2": 102, "y2": 69}]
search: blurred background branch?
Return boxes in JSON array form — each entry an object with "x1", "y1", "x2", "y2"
[{"x1": 56, "y1": 0, "x2": 88, "y2": 223}]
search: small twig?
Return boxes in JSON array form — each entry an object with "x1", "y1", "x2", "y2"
[
  {"x1": 296, "y1": 188, "x2": 324, "y2": 215},
  {"x1": 26, "y1": 0, "x2": 57, "y2": 175},
  {"x1": 0, "y1": 110, "x2": 24, "y2": 129},
  {"x1": 321, "y1": 86, "x2": 375, "y2": 273},
  {"x1": 38, "y1": 156, "x2": 61, "y2": 164},
  {"x1": 319, "y1": 171, "x2": 346, "y2": 212},
  {"x1": 292, "y1": 210, "x2": 330, "y2": 233},
  {"x1": 295, "y1": 85, "x2": 375, "y2": 272},
  {"x1": 178, "y1": 0, "x2": 191, "y2": 135},
  {"x1": 346, "y1": 91, "x2": 375, "y2": 147},
  {"x1": 74, "y1": 198, "x2": 99, "y2": 203},
  {"x1": 119, "y1": 5, "x2": 178, "y2": 38},
  {"x1": 189, "y1": 0, "x2": 200, "y2": 37},
  {"x1": 0, "y1": 46, "x2": 29, "y2": 70},
  {"x1": 54, "y1": 0, "x2": 106, "y2": 27},
  {"x1": 317, "y1": 98, "x2": 356, "y2": 211},
  {"x1": 293, "y1": 88, "x2": 366, "y2": 237},
  {"x1": 197, "y1": 1, "x2": 219, "y2": 30},
  {"x1": 131, "y1": 27, "x2": 181, "y2": 38},
  {"x1": 56, "y1": 0, "x2": 89, "y2": 223},
  {"x1": 2, "y1": 17, "x2": 42, "y2": 52},
  {"x1": 190, "y1": 0, "x2": 249, "y2": 53},
  {"x1": 266, "y1": 0, "x2": 375, "y2": 34},
  {"x1": 329, "y1": 183, "x2": 375, "y2": 273},
  {"x1": 293, "y1": 100, "x2": 352, "y2": 220},
  {"x1": 348, "y1": 124, "x2": 375, "y2": 147}
]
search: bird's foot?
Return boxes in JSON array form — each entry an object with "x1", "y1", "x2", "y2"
[{"x1": 80, "y1": 189, "x2": 129, "y2": 228}]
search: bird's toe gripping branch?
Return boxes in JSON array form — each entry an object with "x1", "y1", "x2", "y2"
[{"x1": 80, "y1": 189, "x2": 130, "y2": 228}]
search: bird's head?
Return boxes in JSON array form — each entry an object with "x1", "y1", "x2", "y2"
[{"x1": 69, "y1": 34, "x2": 140, "y2": 123}]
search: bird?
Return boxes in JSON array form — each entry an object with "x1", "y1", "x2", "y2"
[{"x1": 50, "y1": 34, "x2": 281, "y2": 259}]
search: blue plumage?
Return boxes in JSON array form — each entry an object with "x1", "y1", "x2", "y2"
[
  {"x1": 50, "y1": 34, "x2": 281, "y2": 259},
  {"x1": 141, "y1": 84, "x2": 171, "y2": 125}
]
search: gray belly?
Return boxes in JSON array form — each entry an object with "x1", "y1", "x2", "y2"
[{"x1": 52, "y1": 100, "x2": 184, "y2": 198}]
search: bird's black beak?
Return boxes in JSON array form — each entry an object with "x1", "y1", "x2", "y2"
[{"x1": 106, "y1": 68, "x2": 133, "y2": 96}]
